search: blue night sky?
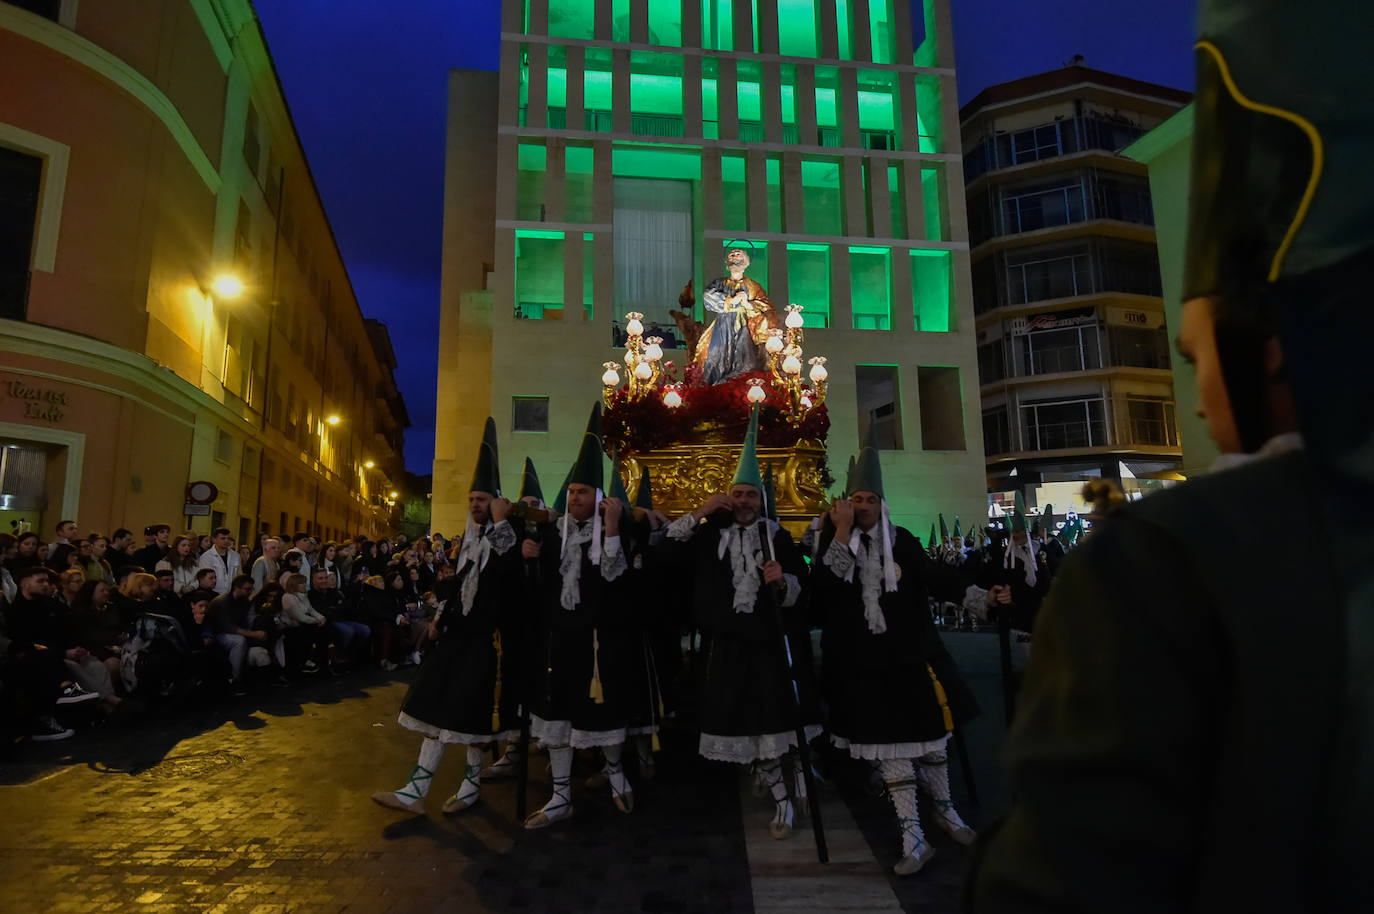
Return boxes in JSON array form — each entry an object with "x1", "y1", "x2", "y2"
[{"x1": 255, "y1": 0, "x2": 1196, "y2": 476}]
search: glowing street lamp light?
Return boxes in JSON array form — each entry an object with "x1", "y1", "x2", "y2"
[
  {"x1": 363, "y1": 460, "x2": 375, "y2": 469},
  {"x1": 211, "y1": 274, "x2": 245, "y2": 299},
  {"x1": 388, "y1": 490, "x2": 399, "y2": 499},
  {"x1": 326, "y1": 414, "x2": 341, "y2": 426}
]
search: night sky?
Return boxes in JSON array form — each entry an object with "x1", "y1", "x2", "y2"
[{"x1": 255, "y1": 0, "x2": 1196, "y2": 476}]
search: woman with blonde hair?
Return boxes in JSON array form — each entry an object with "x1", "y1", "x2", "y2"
[
  {"x1": 157, "y1": 536, "x2": 200, "y2": 595},
  {"x1": 278, "y1": 572, "x2": 327, "y2": 675}
]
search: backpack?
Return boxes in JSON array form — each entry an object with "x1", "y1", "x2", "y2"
[{"x1": 120, "y1": 612, "x2": 190, "y2": 698}]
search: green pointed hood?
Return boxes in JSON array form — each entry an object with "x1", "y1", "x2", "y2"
[
  {"x1": 551, "y1": 462, "x2": 574, "y2": 515},
  {"x1": 469, "y1": 417, "x2": 501, "y2": 496},
  {"x1": 730, "y1": 404, "x2": 763, "y2": 491},
  {"x1": 845, "y1": 423, "x2": 884, "y2": 499},
  {"x1": 928, "y1": 523, "x2": 937, "y2": 548},
  {"x1": 517, "y1": 457, "x2": 543, "y2": 503},
  {"x1": 953, "y1": 516, "x2": 962, "y2": 539},
  {"x1": 1010, "y1": 491, "x2": 1029, "y2": 534},
  {"x1": 938, "y1": 514, "x2": 950, "y2": 542},
  {"x1": 633, "y1": 467, "x2": 654, "y2": 511},
  {"x1": 568, "y1": 402, "x2": 605, "y2": 492},
  {"x1": 762, "y1": 463, "x2": 779, "y2": 522}
]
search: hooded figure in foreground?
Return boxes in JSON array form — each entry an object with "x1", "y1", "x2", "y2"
[{"x1": 968, "y1": 2, "x2": 1374, "y2": 910}]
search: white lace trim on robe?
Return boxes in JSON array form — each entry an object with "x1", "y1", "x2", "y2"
[
  {"x1": 1003, "y1": 537, "x2": 1038, "y2": 588},
  {"x1": 831, "y1": 732, "x2": 949, "y2": 761},
  {"x1": 821, "y1": 507, "x2": 898, "y2": 634},
  {"x1": 454, "y1": 515, "x2": 513, "y2": 615},
  {"x1": 699, "y1": 725, "x2": 825, "y2": 764}
]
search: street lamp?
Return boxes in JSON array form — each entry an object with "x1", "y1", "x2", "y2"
[
  {"x1": 363, "y1": 460, "x2": 375, "y2": 469},
  {"x1": 326, "y1": 414, "x2": 341, "y2": 426},
  {"x1": 211, "y1": 274, "x2": 245, "y2": 299}
]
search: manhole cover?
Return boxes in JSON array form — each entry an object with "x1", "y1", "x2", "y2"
[{"x1": 137, "y1": 751, "x2": 245, "y2": 779}]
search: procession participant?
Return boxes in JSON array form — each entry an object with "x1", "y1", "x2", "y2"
[
  {"x1": 482, "y1": 456, "x2": 546, "y2": 782},
  {"x1": 660, "y1": 405, "x2": 817, "y2": 840},
  {"x1": 810, "y1": 431, "x2": 980, "y2": 875},
  {"x1": 970, "y1": 3, "x2": 1374, "y2": 906},
  {"x1": 372, "y1": 418, "x2": 521, "y2": 816},
  {"x1": 523, "y1": 404, "x2": 637, "y2": 828},
  {"x1": 611, "y1": 459, "x2": 665, "y2": 780}
]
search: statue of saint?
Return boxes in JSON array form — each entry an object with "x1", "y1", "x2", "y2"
[{"x1": 691, "y1": 247, "x2": 780, "y2": 385}]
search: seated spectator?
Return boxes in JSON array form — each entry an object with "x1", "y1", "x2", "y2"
[
  {"x1": 71, "y1": 580, "x2": 126, "y2": 676},
  {"x1": 1, "y1": 533, "x2": 18, "y2": 603},
  {"x1": 192, "y1": 567, "x2": 218, "y2": 595},
  {"x1": 0, "y1": 617, "x2": 99, "y2": 743},
  {"x1": 54, "y1": 568, "x2": 85, "y2": 608},
  {"x1": 5, "y1": 565, "x2": 125, "y2": 718},
  {"x1": 82, "y1": 534, "x2": 115, "y2": 584},
  {"x1": 6, "y1": 532, "x2": 41, "y2": 576},
  {"x1": 115, "y1": 572, "x2": 158, "y2": 629},
  {"x1": 278, "y1": 548, "x2": 306, "y2": 588},
  {"x1": 157, "y1": 536, "x2": 201, "y2": 595},
  {"x1": 307, "y1": 567, "x2": 369, "y2": 673},
  {"x1": 150, "y1": 569, "x2": 183, "y2": 616},
  {"x1": 278, "y1": 573, "x2": 327, "y2": 675},
  {"x1": 249, "y1": 537, "x2": 282, "y2": 596},
  {"x1": 45, "y1": 543, "x2": 80, "y2": 576},
  {"x1": 108, "y1": 528, "x2": 136, "y2": 567},
  {"x1": 132, "y1": 524, "x2": 171, "y2": 572},
  {"x1": 206, "y1": 574, "x2": 264, "y2": 696},
  {"x1": 398, "y1": 590, "x2": 437, "y2": 666},
  {"x1": 237, "y1": 545, "x2": 254, "y2": 574},
  {"x1": 247, "y1": 583, "x2": 289, "y2": 685},
  {"x1": 52, "y1": 518, "x2": 79, "y2": 547}
]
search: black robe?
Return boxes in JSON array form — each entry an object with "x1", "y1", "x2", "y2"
[
  {"x1": 399, "y1": 521, "x2": 521, "y2": 739},
  {"x1": 810, "y1": 524, "x2": 978, "y2": 748},
  {"x1": 966, "y1": 450, "x2": 1367, "y2": 912},
  {"x1": 660, "y1": 517, "x2": 817, "y2": 755}
]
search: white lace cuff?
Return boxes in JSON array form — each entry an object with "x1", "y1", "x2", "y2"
[
  {"x1": 780, "y1": 573, "x2": 802, "y2": 608},
  {"x1": 601, "y1": 536, "x2": 627, "y2": 581},
  {"x1": 666, "y1": 514, "x2": 698, "y2": 542},
  {"x1": 962, "y1": 584, "x2": 990, "y2": 623},
  {"x1": 487, "y1": 519, "x2": 517, "y2": 555},
  {"x1": 822, "y1": 538, "x2": 855, "y2": 576}
]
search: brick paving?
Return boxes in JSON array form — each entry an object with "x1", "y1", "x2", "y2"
[{"x1": 0, "y1": 634, "x2": 1006, "y2": 913}]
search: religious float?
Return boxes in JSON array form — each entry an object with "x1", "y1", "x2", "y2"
[{"x1": 598, "y1": 246, "x2": 831, "y2": 535}]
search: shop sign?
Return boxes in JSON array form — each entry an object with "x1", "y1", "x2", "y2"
[
  {"x1": 1009, "y1": 307, "x2": 1097, "y2": 335},
  {"x1": 1106, "y1": 307, "x2": 1165, "y2": 330},
  {"x1": 4, "y1": 380, "x2": 68, "y2": 422}
]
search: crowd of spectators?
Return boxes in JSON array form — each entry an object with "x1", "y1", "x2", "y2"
[{"x1": 1, "y1": 519, "x2": 455, "y2": 745}]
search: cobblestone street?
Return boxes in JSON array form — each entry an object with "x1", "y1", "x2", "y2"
[{"x1": 0, "y1": 634, "x2": 1004, "y2": 913}]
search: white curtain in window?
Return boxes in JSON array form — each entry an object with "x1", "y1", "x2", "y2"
[{"x1": 614, "y1": 179, "x2": 693, "y2": 327}]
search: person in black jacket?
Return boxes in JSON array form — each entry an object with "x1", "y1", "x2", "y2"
[
  {"x1": 372, "y1": 418, "x2": 522, "y2": 818},
  {"x1": 810, "y1": 431, "x2": 979, "y2": 875}
]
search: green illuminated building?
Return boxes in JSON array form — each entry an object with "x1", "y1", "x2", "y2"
[{"x1": 432, "y1": 0, "x2": 985, "y2": 536}]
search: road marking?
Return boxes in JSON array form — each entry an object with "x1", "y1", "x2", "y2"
[{"x1": 740, "y1": 772, "x2": 905, "y2": 913}]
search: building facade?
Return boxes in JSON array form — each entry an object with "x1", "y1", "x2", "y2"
[
  {"x1": 433, "y1": 0, "x2": 986, "y2": 536},
  {"x1": 961, "y1": 65, "x2": 1189, "y2": 513},
  {"x1": 0, "y1": 0, "x2": 407, "y2": 543}
]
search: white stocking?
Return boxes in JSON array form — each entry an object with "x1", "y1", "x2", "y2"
[
  {"x1": 758, "y1": 758, "x2": 792, "y2": 829},
  {"x1": 455, "y1": 745, "x2": 483, "y2": 804},
  {"x1": 604, "y1": 743, "x2": 631, "y2": 799},
  {"x1": 880, "y1": 758, "x2": 925, "y2": 857},
  {"x1": 917, "y1": 751, "x2": 969, "y2": 829},
  {"x1": 537, "y1": 746, "x2": 574, "y2": 818},
  {"x1": 395, "y1": 738, "x2": 446, "y2": 803}
]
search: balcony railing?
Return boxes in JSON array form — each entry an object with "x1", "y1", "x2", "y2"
[{"x1": 1023, "y1": 419, "x2": 1107, "y2": 451}]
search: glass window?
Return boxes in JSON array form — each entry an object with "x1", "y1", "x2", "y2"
[
  {"x1": 548, "y1": 0, "x2": 595, "y2": 39},
  {"x1": 1109, "y1": 325, "x2": 1172, "y2": 370},
  {"x1": 512, "y1": 397, "x2": 551, "y2": 433},
  {"x1": 565, "y1": 146, "x2": 595, "y2": 223},
  {"x1": 777, "y1": 0, "x2": 818, "y2": 56},
  {"x1": 977, "y1": 341, "x2": 1005, "y2": 384},
  {"x1": 702, "y1": 0, "x2": 734, "y2": 50},
  {"x1": 1005, "y1": 250, "x2": 1091, "y2": 304},
  {"x1": 514, "y1": 230, "x2": 565, "y2": 319},
  {"x1": 849, "y1": 246, "x2": 891, "y2": 330},
  {"x1": 856, "y1": 365, "x2": 903, "y2": 449},
  {"x1": 649, "y1": 0, "x2": 683, "y2": 45},
  {"x1": 982, "y1": 406, "x2": 1011, "y2": 455},
  {"x1": 614, "y1": 179, "x2": 694, "y2": 331},
  {"x1": 1017, "y1": 324, "x2": 1101, "y2": 376},
  {"x1": 0, "y1": 145, "x2": 43, "y2": 320},
  {"x1": 721, "y1": 154, "x2": 748, "y2": 230},
  {"x1": 1020, "y1": 397, "x2": 1107, "y2": 450},
  {"x1": 1001, "y1": 181, "x2": 1086, "y2": 234},
  {"x1": 786, "y1": 243, "x2": 830, "y2": 327},
  {"x1": 911, "y1": 250, "x2": 950, "y2": 331},
  {"x1": 868, "y1": 0, "x2": 893, "y2": 63},
  {"x1": 631, "y1": 52, "x2": 685, "y2": 137},
  {"x1": 801, "y1": 159, "x2": 844, "y2": 235},
  {"x1": 516, "y1": 143, "x2": 547, "y2": 222},
  {"x1": 1124, "y1": 397, "x2": 1178, "y2": 446},
  {"x1": 1094, "y1": 175, "x2": 1155, "y2": 226},
  {"x1": 584, "y1": 49, "x2": 613, "y2": 131}
]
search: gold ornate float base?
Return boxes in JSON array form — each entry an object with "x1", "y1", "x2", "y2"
[{"x1": 620, "y1": 439, "x2": 827, "y2": 537}]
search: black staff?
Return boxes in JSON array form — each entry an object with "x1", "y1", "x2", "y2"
[
  {"x1": 513, "y1": 519, "x2": 542, "y2": 822},
  {"x1": 757, "y1": 519, "x2": 828, "y2": 864}
]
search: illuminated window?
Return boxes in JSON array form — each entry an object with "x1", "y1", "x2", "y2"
[
  {"x1": 801, "y1": 159, "x2": 844, "y2": 235},
  {"x1": 702, "y1": 0, "x2": 734, "y2": 50},
  {"x1": 777, "y1": 0, "x2": 818, "y2": 56},
  {"x1": 787, "y1": 243, "x2": 830, "y2": 327},
  {"x1": 515, "y1": 230, "x2": 565, "y2": 320},
  {"x1": 721, "y1": 154, "x2": 747, "y2": 231},
  {"x1": 516, "y1": 144, "x2": 547, "y2": 222},
  {"x1": 850, "y1": 246, "x2": 891, "y2": 330},
  {"x1": 548, "y1": 0, "x2": 595, "y2": 39},
  {"x1": 648, "y1": 0, "x2": 683, "y2": 45},
  {"x1": 921, "y1": 166, "x2": 945, "y2": 241},
  {"x1": 911, "y1": 250, "x2": 950, "y2": 332},
  {"x1": 565, "y1": 146, "x2": 595, "y2": 223},
  {"x1": 868, "y1": 0, "x2": 893, "y2": 63}
]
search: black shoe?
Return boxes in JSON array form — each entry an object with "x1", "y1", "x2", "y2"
[
  {"x1": 55, "y1": 683, "x2": 100, "y2": 706},
  {"x1": 232, "y1": 682, "x2": 248, "y2": 696},
  {"x1": 31, "y1": 716, "x2": 74, "y2": 742}
]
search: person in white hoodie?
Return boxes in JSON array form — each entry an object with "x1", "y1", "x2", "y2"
[{"x1": 277, "y1": 573, "x2": 327, "y2": 675}]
